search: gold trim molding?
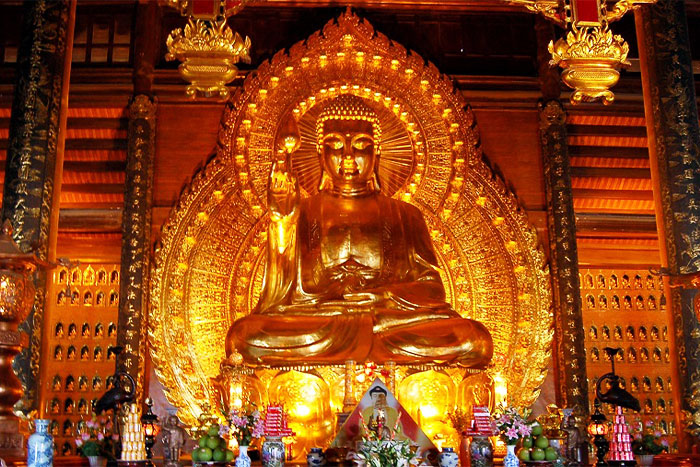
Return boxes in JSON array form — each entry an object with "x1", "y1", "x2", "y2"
[{"x1": 149, "y1": 10, "x2": 553, "y2": 427}]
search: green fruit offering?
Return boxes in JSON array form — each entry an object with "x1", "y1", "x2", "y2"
[
  {"x1": 206, "y1": 437, "x2": 221, "y2": 450},
  {"x1": 198, "y1": 437, "x2": 208, "y2": 448},
  {"x1": 191, "y1": 449, "x2": 200, "y2": 462},
  {"x1": 531, "y1": 447, "x2": 546, "y2": 461},
  {"x1": 213, "y1": 448, "x2": 225, "y2": 462},
  {"x1": 225, "y1": 450, "x2": 235, "y2": 462},
  {"x1": 531, "y1": 423, "x2": 543, "y2": 436},
  {"x1": 521, "y1": 436, "x2": 533, "y2": 448},
  {"x1": 208, "y1": 425, "x2": 220, "y2": 437},
  {"x1": 545, "y1": 447, "x2": 558, "y2": 461},
  {"x1": 535, "y1": 435, "x2": 549, "y2": 449},
  {"x1": 518, "y1": 448, "x2": 531, "y2": 461},
  {"x1": 199, "y1": 447, "x2": 213, "y2": 462}
]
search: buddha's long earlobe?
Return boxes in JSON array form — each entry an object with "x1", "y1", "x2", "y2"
[
  {"x1": 318, "y1": 147, "x2": 332, "y2": 191},
  {"x1": 372, "y1": 171, "x2": 381, "y2": 192},
  {"x1": 319, "y1": 170, "x2": 333, "y2": 191},
  {"x1": 372, "y1": 150, "x2": 381, "y2": 192}
]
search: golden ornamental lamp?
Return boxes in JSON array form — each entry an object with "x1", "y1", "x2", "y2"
[
  {"x1": 163, "y1": 0, "x2": 253, "y2": 99},
  {"x1": 0, "y1": 219, "x2": 46, "y2": 458},
  {"x1": 507, "y1": 0, "x2": 656, "y2": 104},
  {"x1": 548, "y1": 0, "x2": 629, "y2": 105}
]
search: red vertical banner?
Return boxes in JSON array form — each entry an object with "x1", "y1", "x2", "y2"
[
  {"x1": 190, "y1": 0, "x2": 219, "y2": 19},
  {"x1": 571, "y1": 0, "x2": 602, "y2": 26}
]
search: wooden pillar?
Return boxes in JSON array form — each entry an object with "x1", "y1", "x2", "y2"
[
  {"x1": 116, "y1": 95, "x2": 155, "y2": 405},
  {"x1": 635, "y1": 0, "x2": 700, "y2": 452},
  {"x1": 536, "y1": 16, "x2": 589, "y2": 419},
  {"x1": 115, "y1": 0, "x2": 160, "y2": 402},
  {"x1": 0, "y1": 0, "x2": 75, "y2": 428}
]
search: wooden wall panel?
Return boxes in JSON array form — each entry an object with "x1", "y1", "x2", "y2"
[
  {"x1": 472, "y1": 108, "x2": 545, "y2": 211},
  {"x1": 153, "y1": 102, "x2": 224, "y2": 208}
]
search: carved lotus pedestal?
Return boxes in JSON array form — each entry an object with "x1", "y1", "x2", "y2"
[{"x1": 213, "y1": 357, "x2": 494, "y2": 461}]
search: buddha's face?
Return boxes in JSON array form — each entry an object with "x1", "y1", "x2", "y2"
[{"x1": 320, "y1": 118, "x2": 377, "y2": 189}]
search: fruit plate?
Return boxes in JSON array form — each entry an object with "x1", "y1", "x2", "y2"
[
  {"x1": 524, "y1": 462, "x2": 553, "y2": 465},
  {"x1": 193, "y1": 462, "x2": 230, "y2": 466}
]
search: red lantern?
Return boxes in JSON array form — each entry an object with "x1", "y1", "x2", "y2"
[
  {"x1": 588, "y1": 402, "x2": 610, "y2": 466},
  {"x1": 587, "y1": 420, "x2": 608, "y2": 436},
  {"x1": 140, "y1": 398, "x2": 160, "y2": 464}
]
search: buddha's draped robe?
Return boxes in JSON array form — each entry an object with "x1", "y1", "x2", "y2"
[{"x1": 226, "y1": 191, "x2": 493, "y2": 367}]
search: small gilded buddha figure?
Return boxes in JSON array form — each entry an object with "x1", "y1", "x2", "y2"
[{"x1": 226, "y1": 94, "x2": 492, "y2": 367}]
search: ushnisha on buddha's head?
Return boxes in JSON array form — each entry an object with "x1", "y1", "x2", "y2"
[{"x1": 316, "y1": 94, "x2": 381, "y2": 192}]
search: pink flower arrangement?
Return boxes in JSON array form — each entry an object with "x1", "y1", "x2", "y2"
[
  {"x1": 493, "y1": 405, "x2": 532, "y2": 445},
  {"x1": 75, "y1": 415, "x2": 115, "y2": 458},
  {"x1": 629, "y1": 417, "x2": 669, "y2": 456},
  {"x1": 228, "y1": 405, "x2": 264, "y2": 446}
]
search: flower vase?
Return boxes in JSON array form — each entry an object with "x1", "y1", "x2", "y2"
[
  {"x1": 27, "y1": 419, "x2": 53, "y2": 467},
  {"x1": 438, "y1": 447, "x2": 459, "y2": 467},
  {"x1": 87, "y1": 456, "x2": 108, "y2": 467},
  {"x1": 262, "y1": 436, "x2": 286, "y2": 467},
  {"x1": 503, "y1": 444, "x2": 519, "y2": 467},
  {"x1": 306, "y1": 447, "x2": 326, "y2": 466},
  {"x1": 235, "y1": 445, "x2": 252, "y2": 467},
  {"x1": 459, "y1": 433, "x2": 469, "y2": 467},
  {"x1": 636, "y1": 454, "x2": 654, "y2": 466},
  {"x1": 469, "y1": 436, "x2": 493, "y2": 467}
]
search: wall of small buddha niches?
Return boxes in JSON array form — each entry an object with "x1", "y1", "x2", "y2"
[
  {"x1": 39, "y1": 263, "x2": 120, "y2": 457},
  {"x1": 580, "y1": 268, "x2": 677, "y2": 451}
]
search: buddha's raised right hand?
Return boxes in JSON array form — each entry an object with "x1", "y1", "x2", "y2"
[
  {"x1": 268, "y1": 153, "x2": 299, "y2": 219},
  {"x1": 269, "y1": 114, "x2": 301, "y2": 218}
]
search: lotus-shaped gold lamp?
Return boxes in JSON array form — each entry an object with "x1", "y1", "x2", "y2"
[
  {"x1": 166, "y1": 18, "x2": 251, "y2": 99},
  {"x1": 549, "y1": 24, "x2": 630, "y2": 105}
]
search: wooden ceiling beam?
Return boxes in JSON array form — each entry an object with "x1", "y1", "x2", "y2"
[
  {"x1": 66, "y1": 117, "x2": 128, "y2": 130},
  {"x1": 576, "y1": 212, "x2": 657, "y2": 234},
  {"x1": 57, "y1": 201, "x2": 124, "y2": 209},
  {"x1": 568, "y1": 146, "x2": 649, "y2": 159},
  {"x1": 64, "y1": 139, "x2": 127, "y2": 150},
  {"x1": 571, "y1": 167, "x2": 651, "y2": 179},
  {"x1": 64, "y1": 149, "x2": 126, "y2": 161},
  {"x1": 58, "y1": 208, "x2": 122, "y2": 233},
  {"x1": 567, "y1": 125, "x2": 647, "y2": 137},
  {"x1": 63, "y1": 161, "x2": 126, "y2": 172},
  {"x1": 61, "y1": 183, "x2": 125, "y2": 194},
  {"x1": 572, "y1": 188, "x2": 654, "y2": 200}
]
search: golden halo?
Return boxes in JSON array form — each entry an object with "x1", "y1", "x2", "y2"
[
  {"x1": 149, "y1": 10, "x2": 553, "y2": 428},
  {"x1": 293, "y1": 94, "x2": 415, "y2": 198}
]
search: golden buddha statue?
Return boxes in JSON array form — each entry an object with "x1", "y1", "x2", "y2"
[{"x1": 226, "y1": 94, "x2": 493, "y2": 367}]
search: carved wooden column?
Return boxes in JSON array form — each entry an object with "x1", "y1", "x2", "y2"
[
  {"x1": 635, "y1": 0, "x2": 700, "y2": 451},
  {"x1": 116, "y1": 96, "x2": 156, "y2": 403},
  {"x1": 115, "y1": 0, "x2": 160, "y2": 402},
  {"x1": 0, "y1": 1, "x2": 75, "y2": 453},
  {"x1": 536, "y1": 16, "x2": 589, "y2": 419}
]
